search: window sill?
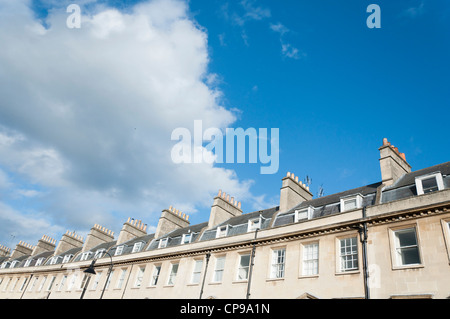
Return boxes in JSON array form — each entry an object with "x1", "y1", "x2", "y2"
[
  {"x1": 391, "y1": 264, "x2": 424, "y2": 271},
  {"x1": 163, "y1": 284, "x2": 175, "y2": 288},
  {"x1": 186, "y1": 283, "x2": 200, "y2": 286},
  {"x1": 232, "y1": 279, "x2": 248, "y2": 284},
  {"x1": 265, "y1": 277, "x2": 284, "y2": 282},
  {"x1": 298, "y1": 274, "x2": 319, "y2": 279},
  {"x1": 208, "y1": 281, "x2": 223, "y2": 285},
  {"x1": 335, "y1": 269, "x2": 360, "y2": 276}
]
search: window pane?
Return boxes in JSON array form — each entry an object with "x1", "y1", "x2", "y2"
[
  {"x1": 422, "y1": 177, "x2": 438, "y2": 193},
  {"x1": 395, "y1": 228, "x2": 420, "y2": 265},
  {"x1": 400, "y1": 247, "x2": 421, "y2": 265},
  {"x1": 344, "y1": 199, "x2": 357, "y2": 210},
  {"x1": 396, "y1": 229, "x2": 417, "y2": 247}
]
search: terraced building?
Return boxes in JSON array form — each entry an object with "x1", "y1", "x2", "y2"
[{"x1": 0, "y1": 138, "x2": 449, "y2": 299}]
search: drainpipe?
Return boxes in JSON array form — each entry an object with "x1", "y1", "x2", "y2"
[
  {"x1": 358, "y1": 206, "x2": 370, "y2": 299},
  {"x1": 199, "y1": 252, "x2": 211, "y2": 299},
  {"x1": 246, "y1": 228, "x2": 259, "y2": 299}
]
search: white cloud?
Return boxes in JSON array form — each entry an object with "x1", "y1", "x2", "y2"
[
  {"x1": 0, "y1": 0, "x2": 259, "y2": 247},
  {"x1": 270, "y1": 22, "x2": 304, "y2": 60},
  {"x1": 402, "y1": 1, "x2": 425, "y2": 18}
]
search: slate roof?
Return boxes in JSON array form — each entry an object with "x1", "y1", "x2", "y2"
[
  {"x1": 109, "y1": 233, "x2": 155, "y2": 256},
  {"x1": 273, "y1": 182, "x2": 381, "y2": 227},
  {"x1": 199, "y1": 207, "x2": 279, "y2": 242},
  {"x1": 20, "y1": 251, "x2": 54, "y2": 267},
  {"x1": 381, "y1": 162, "x2": 450, "y2": 203},
  {"x1": 148, "y1": 222, "x2": 208, "y2": 250},
  {"x1": 2, "y1": 161, "x2": 448, "y2": 268},
  {"x1": 72, "y1": 241, "x2": 117, "y2": 262}
]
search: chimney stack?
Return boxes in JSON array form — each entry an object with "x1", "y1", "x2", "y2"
[
  {"x1": 116, "y1": 218, "x2": 148, "y2": 245},
  {"x1": 279, "y1": 172, "x2": 313, "y2": 213},
  {"x1": 0, "y1": 245, "x2": 11, "y2": 258},
  {"x1": 379, "y1": 138, "x2": 411, "y2": 186},
  {"x1": 55, "y1": 231, "x2": 84, "y2": 256},
  {"x1": 208, "y1": 190, "x2": 243, "y2": 229},
  {"x1": 10, "y1": 241, "x2": 34, "y2": 260},
  {"x1": 155, "y1": 206, "x2": 190, "y2": 238},
  {"x1": 32, "y1": 235, "x2": 56, "y2": 256},
  {"x1": 82, "y1": 224, "x2": 114, "y2": 252}
]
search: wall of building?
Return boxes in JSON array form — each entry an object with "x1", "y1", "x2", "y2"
[{"x1": 1, "y1": 189, "x2": 449, "y2": 299}]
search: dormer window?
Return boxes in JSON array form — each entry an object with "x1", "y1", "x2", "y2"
[
  {"x1": 35, "y1": 257, "x2": 45, "y2": 266},
  {"x1": 295, "y1": 206, "x2": 314, "y2": 222},
  {"x1": 24, "y1": 259, "x2": 33, "y2": 267},
  {"x1": 340, "y1": 194, "x2": 363, "y2": 212},
  {"x1": 94, "y1": 249, "x2": 105, "y2": 259},
  {"x1": 415, "y1": 172, "x2": 444, "y2": 195},
  {"x1": 181, "y1": 233, "x2": 192, "y2": 245},
  {"x1": 1, "y1": 261, "x2": 9, "y2": 269},
  {"x1": 216, "y1": 225, "x2": 229, "y2": 238},
  {"x1": 158, "y1": 238, "x2": 168, "y2": 248},
  {"x1": 80, "y1": 252, "x2": 92, "y2": 261},
  {"x1": 248, "y1": 217, "x2": 261, "y2": 232},
  {"x1": 49, "y1": 256, "x2": 60, "y2": 265},
  {"x1": 115, "y1": 245, "x2": 124, "y2": 256},
  {"x1": 62, "y1": 254, "x2": 73, "y2": 264},
  {"x1": 132, "y1": 242, "x2": 143, "y2": 253}
]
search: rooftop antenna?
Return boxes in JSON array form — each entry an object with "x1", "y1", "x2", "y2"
[
  {"x1": 304, "y1": 175, "x2": 312, "y2": 188},
  {"x1": 317, "y1": 184, "x2": 324, "y2": 198}
]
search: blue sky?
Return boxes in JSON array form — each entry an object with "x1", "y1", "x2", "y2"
[{"x1": 0, "y1": 0, "x2": 449, "y2": 249}]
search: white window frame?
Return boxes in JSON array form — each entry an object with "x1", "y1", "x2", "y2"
[
  {"x1": 91, "y1": 271, "x2": 102, "y2": 290},
  {"x1": 134, "y1": 266, "x2": 145, "y2": 288},
  {"x1": 415, "y1": 172, "x2": 444, "y2": 195},
  {"x1": 390, "y1": 226, "x2": 422, "y2": 267},
  {"x1": 441, "y1": 219, "x2": 450, "y2": 263},
  {"x1": 10, "y1": 260, "x2": 19, "y2": 268},
  {"x1": 150, "y1": 265, "x2": 161, "y2": 286},
  {"x1": 24, "y1": 259, "x2": 33, "y2": 267},
  {"x1": 181, "y1": 233, "x2": 192, "y2": 245},
  {"x1": 212, "y1": 255, "x2": 226, "y2": 283},
  {"x1": 301, "y1": 242, "x2": 319, "y2": 276},
  {"x1": 2, "y1": 277, "x2": 11, "y2": 292},
  {"x1": 35, "y1": 257, "x2": 45, "y2": 266},
  {"x1": 47, "y1": 276, "x2": 56, "y2": 291},
  {"x1": 38, "y1": 276, "x2": 47, "y2": 292},
  {"x1": 58, "y1": 275, "x2": 67, "y2": 291},
  {"x1": 94, "y1": 249, "x2": 105, "y2": 259},
  {"x1": 62, "y1": 254, "x2": 73, "y2": 264},
  {"x1": 158, "y1": 238, "x2": 168, "y2": 249},
  {"x1": 338, "y1": 236, "x2": 359, "y2": 272},
  {"x1": 67, "y1": 273, "x2": 78, "y2": 291},
  {"x1": 19, "y1": 277, "x2": 28, "y2": 292},
  {"x1": 270, "y1": 248, "x2": 286, "y2": 279},
  {"x1": 237, "y1": 253, "x2": 251, "y2": 281},
  {"x1": 105, "y1": 270, "x2": 114, "y2": 290},
  {"x1": 80, "y1": 252, "x2": 92, "y2": 261},
  {"x1": 132, "y1": 242, "x2": 143, "y2": 253},
  {"x1": 216, "y1": 225, "x2": 229, "y2": 238},
  {"x1": 116, "y1": 269, "x2": 127, "y2": 289},
  {"x1": 247, "y1": 217, "x2": 262, "y2": 232},
  {"x1": 28, "y1": 276, "x2": 39, "y2": 292},
  {"x1": 167, "y1": 263, "x2": 179, "y2": 286},
  {"x1": 49, "y1": 256, "x2": 60, "y2": 265},
  {"x1": 295, "y1": 206, "x2": 314, "y2": 222},
  {"x1": 191, "y1": 259, "x2": 203, "y2": 284},
  {"x1": 340, "y1": 194, "x2": 363, "y2": 212},
  {"x1": 115, "y1": 245, "x2": 124, "y2": 256}
]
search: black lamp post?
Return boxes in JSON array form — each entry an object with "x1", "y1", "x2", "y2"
[{"x1": 80, "y1": 251, "x2": 114, "y2": 299}]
